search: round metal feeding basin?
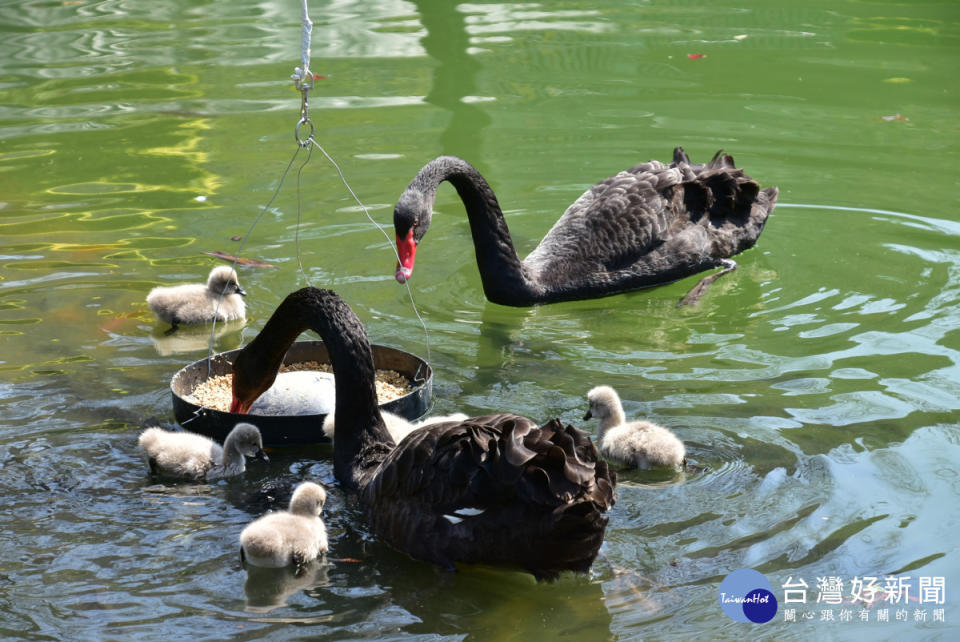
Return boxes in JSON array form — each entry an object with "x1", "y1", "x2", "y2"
[{"x1": 170, "y1": 340, "x2": 432, "y2": 447}]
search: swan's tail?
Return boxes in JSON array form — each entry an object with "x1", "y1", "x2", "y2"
[
  {"x1": 668, "y1": 147, "x2": 779, "y2": 305},
  {"x1": 514, "y1": 419, "x2": 618, "y2": 579},
  {"x1": 368, "y1": 415, "x2": 618, "y2": 580},
  {"x1": 671, "y1": 147, "x2": 778, "y2": 227},
  {"x1": 672, "y1": 146, "x2": 735, "y2": 170}
]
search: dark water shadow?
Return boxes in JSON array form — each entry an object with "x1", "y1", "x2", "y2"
[{"x1": 413, "y1": 0, "x2": 492, "y2": 158}]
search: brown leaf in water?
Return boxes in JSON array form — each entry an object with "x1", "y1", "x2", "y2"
[{"x1": 203, "y1": 251, "x2": 277, "y2": 268}]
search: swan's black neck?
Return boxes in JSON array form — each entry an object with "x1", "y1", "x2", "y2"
[
  {"x1": 415, "y1": 157, "x2": 541, "y2": 305},
  {"x1": 238, "y1": 288, "x2": 394, "y2": 490}
]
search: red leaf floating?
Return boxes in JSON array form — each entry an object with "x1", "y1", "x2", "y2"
[{"x1": 688, "y1": 53, "x2": 705, "y2": 60}]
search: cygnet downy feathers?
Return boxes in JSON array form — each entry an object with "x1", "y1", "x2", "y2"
[
  {"x1": 138, "y1": 422, "x2": 268, "y2": 480},
  {"x1": 322, "y1": 411, "x2": 469, "y2": 444},
  {"x1": 240, "y1": 481, "x2": 328, "y2": 568},
  {"x1": 147, "y1": 265, "x2": 246, "y2": 333},
  {"x1": 584, "y1": 386, "x2": 685, "y2": 469}
]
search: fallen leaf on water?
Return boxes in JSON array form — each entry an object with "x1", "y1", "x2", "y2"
[
  {"x1": 99, "y1": 311, "x2": 146, "y2": 333},
  {"x1": 688, "y1": 53, "x2": 706, "y2": 60},
  {"x1": 879, "y1": 113, "x2": 909, "y2": 122},
  {"x1": 203, "y1": 251, "x2": 277, "y2": 268},
  {"x1": 733, "y1": 34, "x2": 748, "y2": 41}
]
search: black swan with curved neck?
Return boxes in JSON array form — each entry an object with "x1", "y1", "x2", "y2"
[
  {"x1": 229, "y1": 287, "x2": 617, "y2": 580},
  {"x1": 393, "y1": 148, "x2": 778, "y2": 306}
]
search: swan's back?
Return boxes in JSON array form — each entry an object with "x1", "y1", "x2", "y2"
[
  {"x1": 526, "y1": 148, "x2": 778, "y2": 293},
  {"x1": 240, "y1": 512, "x2": 328, "y2": 568},
  {"x1": 240, "y1": 481, "x2": 328, "y2": 568},
  {"x1": 138, "y1": 427, "x2": 221, "y2": 479},
  {"x1": 146, "y1": 266, "x2": 246, "y2": 325},
  {"x1": 601, "y1": 420, "x2": 685, "y2": 469},
  {"x1": 361, "y1": 413, "x2": 616, "y2": 580}
]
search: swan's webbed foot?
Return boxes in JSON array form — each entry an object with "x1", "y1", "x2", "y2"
[
  {"x1": 677, "y1": 258, "x2": 737, "y2": 307},
  {"x1": 163, "y1": 320, "x2": 180, "y2": 336}
]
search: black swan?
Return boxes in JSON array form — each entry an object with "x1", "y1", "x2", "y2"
[
  {"x1": 229, "y1": 287, "x2": 617, "y2": 579},
  {"x1": 392, "y1": 148, "x2": 778, "y2": 306}
]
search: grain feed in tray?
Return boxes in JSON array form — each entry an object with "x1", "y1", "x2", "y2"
[{"x1": 188, "y1": 361, "x2": 413, "y2": 412}]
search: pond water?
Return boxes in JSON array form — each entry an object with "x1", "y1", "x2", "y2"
[{"x1": 1, "y1": 0, "x2": 958, "y2": 639}]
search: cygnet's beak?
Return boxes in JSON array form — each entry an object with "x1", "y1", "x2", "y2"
[
  {"x1": 236, "y1": 285, "x2": 247, "y2": 297},
  {"x1": 583, "y1": 409, "x2": 593, "y2": 421},
  {"x1": 254, "y1": 448, "x2": 269, "y2": 463}
]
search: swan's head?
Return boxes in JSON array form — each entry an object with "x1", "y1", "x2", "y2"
[
  {"x1": 584, "y1": 385, "x2": 622, "y2": 422},
  {"x1": 289, "y1": 481, "x2": 326, "y2": 517},
  {"x1": 393, "y1": 189, "x2": 433, "y2": 283},
  {"x1": 229, "y1": 422, "x2": 269, "y2": 462},
  {"x1": 230, "y1": 348, "x2": 278, "y2": 414},
  {"x1": 208, "y1": 265, "x2": 246, "y2": 297}
]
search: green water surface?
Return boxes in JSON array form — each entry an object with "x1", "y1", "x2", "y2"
[{"x1": 1, "y1": 0, "x2": 958, "y2": 639}]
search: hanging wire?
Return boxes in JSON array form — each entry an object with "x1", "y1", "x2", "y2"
[
  {"x1": 205, "y1": 144, "x2": 305, "y2": 374},
  {"x1": 306, "y1": 136, "x2": 433, "y2": 370},
  {"x1": 292, "y1": 0, "x2": 315, "y2": 148},
  {"x1": 204, "y1": 0, "x2": 431, "y2": 376},
  {"x1": 294, "y1": 141, "x2": 316, "y2": 288}
]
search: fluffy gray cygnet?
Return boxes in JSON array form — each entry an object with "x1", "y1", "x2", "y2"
[
  {"x1": 147, "y1": 265, "x2": 246, "y2": 333},
  {"x1": 240, "y1": 481, "x2": 328, "y2": 568},
  {"x1": 584, "y1": 386, "x2": 685, "y2": 469},
  {"x1": 138, "y1": 422, "x2": 268, "y2": 480}
]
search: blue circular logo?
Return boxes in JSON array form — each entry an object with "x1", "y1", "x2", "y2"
[{"x1": 718, "y1": 568, "x2": 778, "y2": 623}]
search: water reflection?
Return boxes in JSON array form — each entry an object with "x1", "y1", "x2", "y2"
[
  {"x1": 149, "y1": 320, "x2": 245, "y2": 356},
  {"x1": 243, "y1": 560, "x2": 331, "y2": 613},
  {"x1": 414, "y1": 0, "x2": 492, "y2": 156}
]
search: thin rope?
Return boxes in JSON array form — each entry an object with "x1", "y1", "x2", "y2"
[
  {"x1": 305, "y1": 136, "x2": 433, "y2": 371},
  {"x1": 294, "y1": 141, "x2": 315, "y2": 288},
  {"x1": 205, "y1": 0, "x2": 431, "y2": 380},
  {"x1": 292, "y1": 0, "x2": 315, "y2": 145},
  {"x1": 205, "y1": 144, "x2": 306, "y2": 373},
  {"x1": 296, "y1": 0, "x2": 313, "y2": 84}
]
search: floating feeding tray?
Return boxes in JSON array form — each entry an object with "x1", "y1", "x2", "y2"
[{"x1": 171, "y1": 340, "x2": 432, "y2": 447}]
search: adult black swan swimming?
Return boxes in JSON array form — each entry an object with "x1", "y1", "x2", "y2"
[
  {"x1": 229, "y1": 287, "x2": 617, "y2": 580},
  {"x1": 393, "y1": 148, "x2": 778, "y2": 306}
]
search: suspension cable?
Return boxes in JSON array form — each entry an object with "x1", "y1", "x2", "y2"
[{"x1": 206, "y1": 0, "x2": 431, "y2": 375}]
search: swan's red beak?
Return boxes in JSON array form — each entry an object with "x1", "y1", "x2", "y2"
[
  {"x1": 230, "y1": 394, "x2": 251, "y2": 414},
  {"x1": 395, "y1": 229, "x2": 417, "y2": 283}
]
